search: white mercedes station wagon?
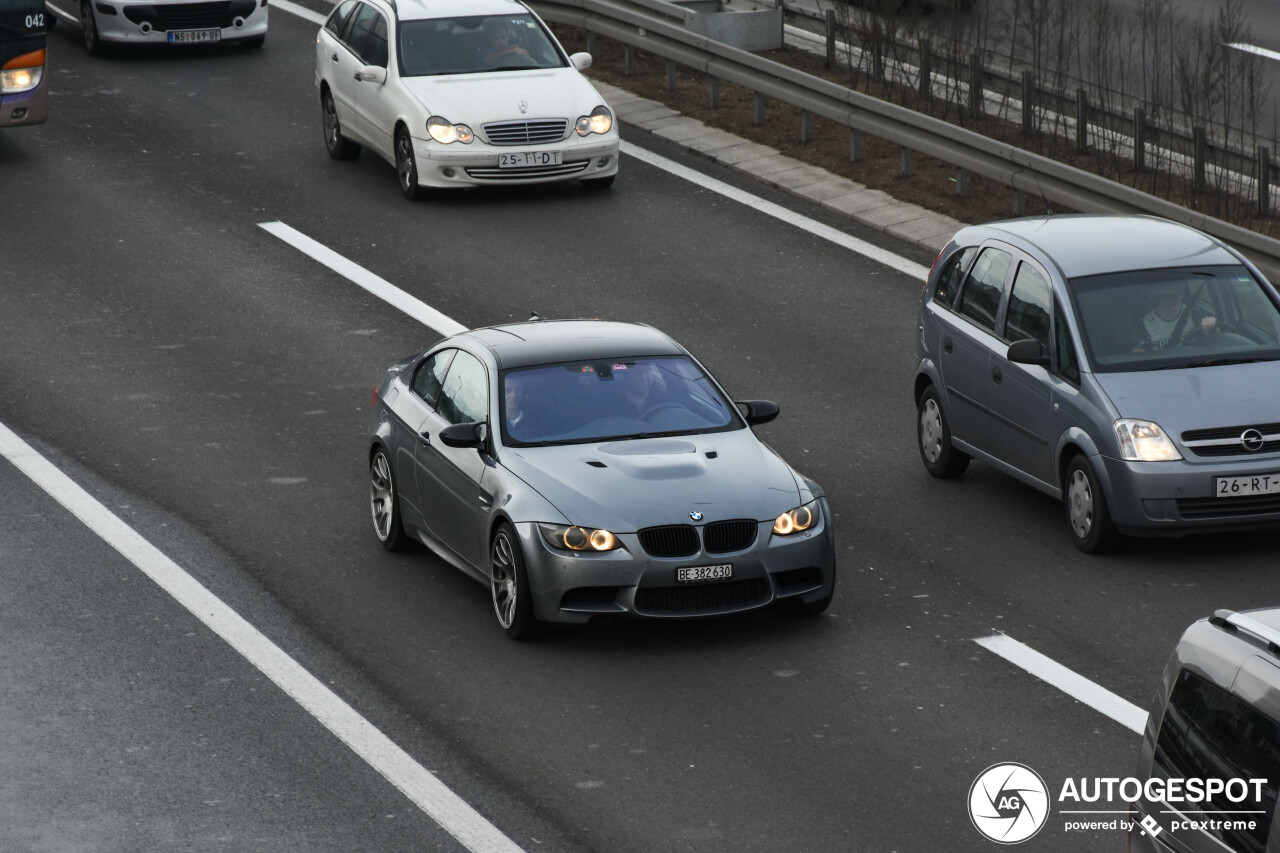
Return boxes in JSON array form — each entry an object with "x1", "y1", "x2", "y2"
[{"x1": 314, "y1": 0, "x2": 619, "y2": 198}]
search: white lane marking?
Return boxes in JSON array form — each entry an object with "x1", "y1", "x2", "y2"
[
  {"x1": 259, "y1": 221, "x2": 467, "y2": 337},
  {"x1": 273, "y1": 0, "x2": 326, "y2": 25},
  {"x1": 620, "y1": 142, "x2": 932, "y2": 281},
  {"x1": 975, "y1": 634, "x2": 1147, "y2": 735},
  {"x1": 0, "y1": 421, "x2": 522, "y2": 853},
  {"x1": 1227, "y1": 42, "x2": 1280, "y2": 62}
]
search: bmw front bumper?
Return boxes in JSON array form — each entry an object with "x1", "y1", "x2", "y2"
[{"x1": 516, "y1": 498, "x2": 837, "y2": 624}]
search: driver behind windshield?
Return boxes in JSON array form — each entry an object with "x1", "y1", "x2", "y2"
[
  {"x1": 482, "y1": 19, "x2": 528, "y2": 65},
  {"x1": 1131, "y1": 280, "x2": 1218, "y2": 352}
]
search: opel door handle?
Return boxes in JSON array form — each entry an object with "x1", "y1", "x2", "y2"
[
  {"x1": 943, "y1": 336, "x2": 953, "y2": 354},
  {"x1": 991, "y1": 366, "x2": 1003, "y2": 384}
]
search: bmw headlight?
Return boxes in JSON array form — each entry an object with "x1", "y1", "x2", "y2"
[
  {"x1": 426, "y1": 116, "x2": 474, "y2": 144},
  {"x1": 1115, "y1": 419, "x2": 1182, "y2": 461},
  {"x1": 575, "y1": 105, "x2": 613, "y2": 136},
  {"x1": 772, "y1": 499, "x2": 820, "y2": 536},
  {"x1": 539, "y1": 523, "x2": 620, "y2": 552}
]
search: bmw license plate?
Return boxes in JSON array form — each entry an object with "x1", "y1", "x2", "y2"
[
  {"x1": 677, "y1": 564, "x2": 732, "y2": 584},
  {"x1": 168, "y1": 28, "x2": 221, "y2": 43},
  {"x1": 1215, "y1": 473, "x2": 1280, "y2": 497},
  {"x1": 498, "y1": 151, "x2": 562, "y2": 169}
]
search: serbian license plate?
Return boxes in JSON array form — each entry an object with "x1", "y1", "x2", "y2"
[
  {"x1": 677, "y1": 564, "x2": 733, "y2": 584},
  {"x1": 1216, "y1": 473, "x2": 1280, "y2": 497},
  {"x1": 168, "y1": 28, "x2": 221, "y2": 43},
  {"x1": 497, "y1": 151, "x2": 562, "y2": 169}
]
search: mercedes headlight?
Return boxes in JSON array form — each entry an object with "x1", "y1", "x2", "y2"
[
  {"x1": 1115, "y1": 419, "x2": 1182, "y2": 461},
  {"x1": 773, "y1": 500, "x2": 820, "y2": 536},
  {"x1": 575, "y1": 105, "x2": 613, "y2": 136},
  {"x1": 539, "y1": 523, "x2": 620, "y2": 551},
  {"x1": 426, "y1": 116, "x2": 474, "y2": 144}
]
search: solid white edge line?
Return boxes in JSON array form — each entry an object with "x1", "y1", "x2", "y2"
[
  {"x1": 620, "y1": 140, "x2": 933, "y2": 281},
  {"x1": 258, "y1": 221, "x2": 467, "y2": 337},
  {"x1": 0, "y1": 420, "x2": 523, "y2": 853},
  {"x1": 272, "y1": 0, "x2": 326, "y2": 25},
  {"x1": 975, "y1": 634, "x2": 1147, "y2": 735}
]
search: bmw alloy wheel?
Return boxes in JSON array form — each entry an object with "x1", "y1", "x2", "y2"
[
  {"x1": 491, "y1": 530, "x2": 518, "y2": 629},
  {"x1": 369, "y1": 449, "x2": 406, "y2": 550}
]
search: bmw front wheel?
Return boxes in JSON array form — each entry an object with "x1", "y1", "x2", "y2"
[
  {"x1": 490, "y1": 523, "x2": 542, "y2": 640},
  {"x1": 370, "y1": 448, "x2": 407, "y2": 551}
]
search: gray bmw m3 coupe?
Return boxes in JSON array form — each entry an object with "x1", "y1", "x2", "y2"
[{"x1": 368, "y1": 319, "x2": 836, "y2": 639}]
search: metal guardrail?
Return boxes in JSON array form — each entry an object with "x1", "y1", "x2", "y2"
[{"x1": 532, "y1": 0, "x2": 1280, "y2": 280}]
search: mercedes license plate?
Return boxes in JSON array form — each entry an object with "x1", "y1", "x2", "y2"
[
  {"x1": 1216, "y1": 473, "x2": 1280, "y2": 497},
  {"x1": 168, "y1": 28, "x2": 221, "y2": 43},
  {"x1": 676, "y1": 564, "x2": 732, "y2": 584},
  {"x1": 498, "y1": 151, "x2": 562, "y2": 169}
]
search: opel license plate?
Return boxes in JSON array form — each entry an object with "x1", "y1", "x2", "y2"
[
  {"x1": 677, "y1": 564, "x2": 732, "y2": 584},
  {"x1": 498, "y1": 151, "x2": 562, "y2": 169},
  {"x1": 169, "y1": 28, "x2": 221, "y2": 43},
  {"x1": 1216, "y1": 473, "x2": 1280, "y2": 497}
]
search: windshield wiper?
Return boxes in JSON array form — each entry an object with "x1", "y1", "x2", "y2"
[{"x1": 1151, "y1": 357, "x2": 1260, "y2": 370}]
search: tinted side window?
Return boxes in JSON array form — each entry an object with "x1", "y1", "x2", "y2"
[
  {"x1": 1053, "y1": 300, "x2": 1080, "y2": 385},
  {"x1": 345, "y1": 4, "x2": 380, "y2": 59},
  {"x1": 957, "y1": 248, "x2": 1012, "y2": 333},
  {"x1": 933, "y1": 246, "x2": 976, "y2": 308},
  {"x1": 437, "y1": 351, "x2": 489, "y2": 426},
  {"x1": 1153, "y1": 669, "x2": 1280, "y2": 853},
  {"x1": 1005, "y1": 262, "x2": 1052, "y2": 348},
  {"x1": 411, "y1": 350, "x2": 455, "y2": 409},
  {"x1": 366, "y1": 13, "x2": 389, "y2": 67},
  {"x1": 325, "y1": 0, "x2": 357, "y2": 36}
]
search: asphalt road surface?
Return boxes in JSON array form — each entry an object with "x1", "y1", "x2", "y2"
[{"x1": 3, "y1": 3, "x2": 1278, "y2": 851}]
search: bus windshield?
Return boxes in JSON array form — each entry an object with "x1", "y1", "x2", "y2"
[{"x1": 1, "y1": 0, "x2": 49, "y2": 127}]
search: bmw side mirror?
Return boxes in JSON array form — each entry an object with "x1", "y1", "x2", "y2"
[
  {"x1": 569, "y1": 52, "x2": 592, "y2": 71},
  {"x1": 439, "y1": 422, "x2": 488, "y2": 448},
  {"x1": 737, "y1": 400, "x2": 780, "y2": 426},
  {"x1": 1007, "y1": 339, "x2": 1050, "y2": 366}
]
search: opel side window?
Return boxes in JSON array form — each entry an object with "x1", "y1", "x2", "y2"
[
  {"x1": 1152, "y1": 670, "x2": 1280, "y2": 853},
  {"x1": 956, "y1": 247, "x2": 1012, "y2": 333},
  {"x1": 1004, "y1": 262, "x2": 1052, "y2": 349},
  {"x1": 437, "y1": 351, "x2": 489, "y2": 426},
  {"x1": 1053, "y1": 300, "x2": 1080, "y2": 385},
  {"x1": 412, "y1": 350, "x2": 455, "y2": 409},
  {"x1": 933, "y1": 246, "x2": 976, "y2": 308}
]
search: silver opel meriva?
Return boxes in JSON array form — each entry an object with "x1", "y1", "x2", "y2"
[{"x1": 915, "y1": 214, "x2": 1280, "y2": 552}]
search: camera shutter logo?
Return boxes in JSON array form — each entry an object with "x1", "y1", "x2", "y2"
[{"x1": 968, "y1": 763, "x2": 1050, "y2": 844}]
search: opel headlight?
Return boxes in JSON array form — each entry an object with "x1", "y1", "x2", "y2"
[
  {"x1": 1115, "y1": 419, "x2": 1182, "y2": 461},
  {"x1": 575, "y1": 105, "x2": 613, "y2": 136},
  {"x1": 426, "y1": 116, "x2": 474, "y2": 144},
  {"x1": 539, "y1": 523, "x2": 620, "y2": 552},
  {"x1": 773, "y1": 500, "x2": 820, "y2": 536}
]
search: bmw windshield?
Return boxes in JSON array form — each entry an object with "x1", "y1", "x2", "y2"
[
  {"x1": 1070, "y1": 265, "x2": 1280, "y2": 372},
  {"x1": 501, "y1": 356, "x2": 743, "y2": 446},
  {"x1": 398, "y1": 14, "x2": 566, "y2": 77}
]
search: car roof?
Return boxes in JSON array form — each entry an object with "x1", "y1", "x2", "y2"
[
  {"x1": 460, "y1": 320, "x2": 687, "y2": 370},
  {"x1": 955, "y1": 214, "x2": 1243, "y2": 280},
  {"x1": 392, "y1": 0, "x2": 530, "y2": 21}
]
